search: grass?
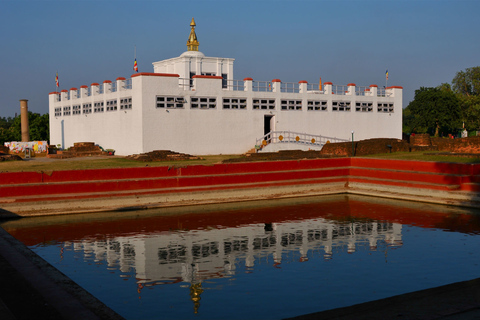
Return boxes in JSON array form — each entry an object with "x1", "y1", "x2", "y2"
[
  {"x1": 363, "y1": 151, "x2": 480, "y2": 163},
  {"x1": 0, "y1": 154, "x2": 242, "y2": 173},
  {"x1": 1, "y1": 151, "x2": 479, "y2": 173}
]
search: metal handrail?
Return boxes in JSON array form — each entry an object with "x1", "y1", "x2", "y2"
[{"x1": 256, "y1": 131, "x2": 349, "y2": 148}]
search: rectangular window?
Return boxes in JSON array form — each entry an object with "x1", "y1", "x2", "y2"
[
  {"x1": 63, "y1": 106, "x2": 71, "y2": 116},
  {"x1": 191, "y1": 97, "x2": 216, "y2": 109},
  {"x1": 307, "y1": 100, "x2": 327, "y2": 111},
  {"x1": 223, "y1": 98, "x2": 247, "y2": 109},
  {"x1": 106, "y1": 99, "x2": 118, "y2": 111},
  {"x1": 120, "y1": 97, "x2": 132, "y2": 110},
  {"x1": 355, "y1": 102, "x2": 373, "y2": 112},
  {"x1": 156, "y1": 96, "x2": 184, "y2": 109},
  {"x1": 72, "y1": 105, "x2": 81, "y2": 115},
  {"x1": 54, "y1": 107, "x2": 62, "y2": 117},
  {"x1": 253, "y1": 99, "x2": 275, "y2": 110},
  {"x1": 332, "y1": 101, "x2": 351, "y2": 112},
  {"x1": 377, "y1": 103, "x2": 394, "y2": 113},
  {"x1": 281, "y1": 100, "x2": 302, "y2": 110},
  {"x1": 94, "y1": 101, "x2": 104, "y2": 113},
  {"x1": 82, "y1": 103, "x2": 92, "y2": 114}
]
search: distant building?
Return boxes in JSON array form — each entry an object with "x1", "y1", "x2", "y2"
[{"x1": 49, "y1": 18, "x2": 402, "y2": 156}]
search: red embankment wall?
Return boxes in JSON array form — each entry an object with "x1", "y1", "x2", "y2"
[{"x1": 1, "y1": 158, "x2": 480, "y2": 203}]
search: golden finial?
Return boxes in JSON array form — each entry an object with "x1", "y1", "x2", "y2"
[{"x1": 187, "y1": 17, "x2": 199, "y2": 51}]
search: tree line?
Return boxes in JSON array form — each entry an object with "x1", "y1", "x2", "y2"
[
  {"x1": 0, "y1": 112, "x2": 49, "y2": 144},
  {"x1": 403, "y1": 66, "x2": 480, "y2": 137}
]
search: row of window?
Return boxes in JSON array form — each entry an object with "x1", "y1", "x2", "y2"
[
  {"x1": 155, "y1": 96, "x2": 393, "y2": 113},
  {"x1": 56, "y1": 98, "x2": 132, "y2": 116},
  {"x1": 55, "y1": 96, "x2": 394, "y2": 117}
]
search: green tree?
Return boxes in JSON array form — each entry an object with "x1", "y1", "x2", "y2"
[
  {"x1": 405, "y1": 86, "x2": 460, "y2": 137},
  {"x1": 30, "y1": 113, "x2": 49, "y2": 141},
  {"x1": 452, "y1": 67, "x2": 480, "y2": 133},
  {"x1": 0, "y1": 112, "x2": 49, "y2": 144},
  {"x1": 452, "y1": 66, "x2": 480, "y2": 96}
]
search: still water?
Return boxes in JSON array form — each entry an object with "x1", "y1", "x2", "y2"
[{"x1": 2, "y1": 195, "x2": 480, "y2": 320}]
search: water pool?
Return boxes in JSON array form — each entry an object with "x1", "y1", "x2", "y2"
[{"x1": 3, "y1": 195, "x2": 480, "y2": 320}]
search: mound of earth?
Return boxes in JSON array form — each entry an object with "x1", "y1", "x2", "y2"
[
  {"x1": 0, "y1": 153, "x2": 22, "y2": 161},
  {"x1": 126, "y1": 150, "x2": 201, "y2": 162},
  {"x1": 223, "y1": 150, "x2": 337, "y2": 163}
]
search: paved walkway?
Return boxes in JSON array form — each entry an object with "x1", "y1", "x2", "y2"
[{"x1": 0, "y1": 226, "x2": 124, "y2": 320}]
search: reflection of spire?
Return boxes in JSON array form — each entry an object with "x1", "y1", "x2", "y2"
[
  {"x1": 137, "y1": 283, "x2": 144, "y2": 300},
  {"x1": 187, "y1": 17, "x2": 199, "y2": 51},
  {"x1": 190, "y1": 282, "x2": 204, "y2": 314}
]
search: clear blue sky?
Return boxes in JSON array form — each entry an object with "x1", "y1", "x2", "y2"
[{"x1": 1, "y1": 0, "x2": 479, "y2": 117}]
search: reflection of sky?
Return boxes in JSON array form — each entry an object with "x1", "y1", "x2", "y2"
[{"x1": 30, "y1": 222, "x2": 480, "y2": 320}]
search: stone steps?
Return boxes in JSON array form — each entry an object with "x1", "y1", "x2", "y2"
[{"x1": 1, "y1": 158, "x2": 479, "y2": 213}]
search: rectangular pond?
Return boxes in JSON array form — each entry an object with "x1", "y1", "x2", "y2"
[{"x1": 2, "y1": 194, "x2": 480, "y2": 320}]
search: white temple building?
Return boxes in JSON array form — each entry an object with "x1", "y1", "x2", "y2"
[{"x1": 49, "y1": 18, "x2": 402, "y2": 156}]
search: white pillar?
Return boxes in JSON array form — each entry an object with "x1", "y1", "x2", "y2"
[
  {"x1": 347, "y1": 83, "x2": 356, "y2": 96},
  {"x1": 80, "y1": 85, "x2": 89, "y2": 98},
  {"x1": 272, "y1": 79, "x2": 281, "y2": 93},
  {"x1": 70, "y1": 88, "x2": 78, "y2": 99},
  {"x1": 103, "y1": 80, "x2": 112, "y2": 93},
  {"x1": 299, "y1": 80, "x2": 308, "y2": 93},
  {"x1": 244, "y1": 77, "x2": 253, "y2": 92},
  {"x1": 91, "y1": 83, "x2": 100, "y2": 95},
  {"x1": 324, "y1": 82, "x2": 333, "y2": 94}
]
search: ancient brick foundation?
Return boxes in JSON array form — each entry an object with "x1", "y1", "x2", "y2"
[{"x1": 320, "y1": 138, "x2": 410, "y2": 157}]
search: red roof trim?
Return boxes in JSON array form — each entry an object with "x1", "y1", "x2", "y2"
[
  {"x1": 386, "y1": 86, "x2": 403, "y2": 89},
  {"x1": 192, "y1": 75, "x2": 223, "y2": 79},
  {"x1": 49, "y1": 92, "x2": 60, "y2": 95},
  {"x1": 131, "y1": 72, "x2": 180, "y2": 78},
  {"x1": 70, "y1": 88, "x2": 77, "y2": 91},
  {"x1": 116, "y1": 77, "x2": 126, "y2": 81},
  {"x1": 243, "y1": 77, "x2": 253, "y2": 81},
  {"x1": 369, "y1": 84, "x2": 378, "y2": 88},
  {"x1": 103, "y1": 80, "x2": 112, "y2": 84},
  {"x1": 347, "y1": 83, "x2": 356, "y2": 86},
  {"x1": 272, "y1": 79, "x2": 281, "y2": 83},
  {"x1": 298, "y1": 80, "x2": 308, "y2": 84},
  {"x1": 80, "y1": 85, "x2": 88, "y2": 88},
  {"x1": 324, "y1": 82, "x2": 333, "y2": 85},
  {"x1": 364, "y1": 89, "x2": 370, "y2": 91},
  {"x1": 61, "y1": 89, "x2": 68, "y2": 93},
  {"x1": 91, "y1": 83, "x2": 100, "y2": 86}
]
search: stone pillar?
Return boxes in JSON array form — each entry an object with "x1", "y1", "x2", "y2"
[
  {"x1": 324, "y1": 82, "x2": 333, "y2": 94},
  {"x1": 103, "y1": 80, "x2": 112, "y2": 93},
  {"x1": 243, "y1": 77, "x2": 253, "y2": 92},
  {"x1": 347, "y1": 83, "x2": 356, "y2": 95},
  {"x1": 298, "y1": 80, "x2": 308, "y2": 93},
  {"x1": 272, "y1": 79, "x2": 281, "y2": 93},
  {"x1": 20, "y1": 99, "x2": 29, "y2": 142}
]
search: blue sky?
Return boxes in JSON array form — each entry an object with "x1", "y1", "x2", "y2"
[{"x1": 1, "y1": 0, "x2": 479, "y2": 117}]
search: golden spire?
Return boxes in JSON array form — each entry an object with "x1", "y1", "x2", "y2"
[{"x1": 187, "y1": 17, "x2": 199, "y2": 51}]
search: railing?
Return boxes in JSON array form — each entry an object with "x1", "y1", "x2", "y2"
[
  {"x1": 281, "y1": 82, "x2": 300, "y2": 93},
  {"x1": 125, "y1": 78, "x2": 133, "y2": 90},
  {"x1": 256, "y1": 131, "x2": 349, "y2": 149},
  {"x1": 331, "y1": 85, "x2": 350, "y2": 95},
  {"x1": 252, "y1": 81, "x2": 272, "y2": 92},
  {"x1": 226, "y1": 79, "x2": 244, "y2": 91},
  {"x1": 111, "y1": 82, "x2": 117, "y2": 92},
  {"x1": 307, "y1": 83, "x2": 323, "y2": 93}
]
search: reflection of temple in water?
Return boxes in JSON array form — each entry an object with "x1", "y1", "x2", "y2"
[{"x1": 65, "y1": 218, "x2": 402, "y2": 287}]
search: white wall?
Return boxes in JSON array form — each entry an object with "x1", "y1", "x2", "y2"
[{"x1": 50, "y1": 74, "x2": 402, "y2": 156}]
